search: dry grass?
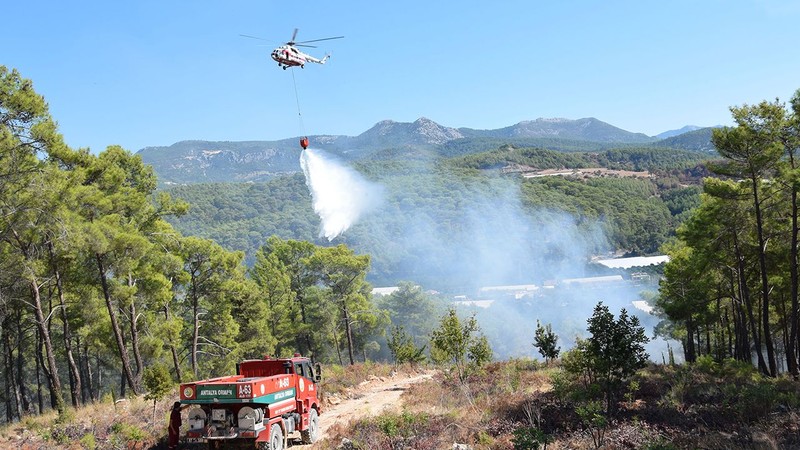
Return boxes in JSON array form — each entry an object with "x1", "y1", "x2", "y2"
[
  {"x1": 320, "y1": 361, "x2": 425, "y2": 398},
  {"x1": 0, "y1": 362, "x2": 421, "y2": 450},
  {"x1": 318, "y1": 359, "x2": 800, "y2": 450},
  {"x1": 0, "y1": 392, "x2": 177, "y2": 450},
  {"x1": 5, "y1": 360, "x2": 800, "y2": 450},
  {"x1": 319, "y1": 359, "x2": 554, "y2": 450}
]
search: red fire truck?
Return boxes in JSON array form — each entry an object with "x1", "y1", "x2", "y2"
[{"x1": 179, "y1": 354, "x2": 321, "y2": 449}]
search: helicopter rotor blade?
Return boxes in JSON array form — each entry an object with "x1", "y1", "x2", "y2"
[
  {"x1": 239, "y1": 34, "x2": 270, "y2": 41},
  {"x1": 295, "y1": 44, "x2": 317, "y2": 48},
  {"x1": 296, "y1": 36, "x2": 345, "y2": 44},
  {"x1": 291, "y1": 28, "x2": 299, "y2": 44}
]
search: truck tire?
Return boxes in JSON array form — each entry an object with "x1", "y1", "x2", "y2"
[
  {"x1": 266, "y1": 423, "x2": 284, "y2": 450},
  {"x1": 301, "y1": 408, "x2": 319, "y2": 444}
]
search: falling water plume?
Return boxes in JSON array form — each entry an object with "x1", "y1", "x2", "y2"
[{"x1": 300, "y1": 148, "x2": 384, "y2": 240}]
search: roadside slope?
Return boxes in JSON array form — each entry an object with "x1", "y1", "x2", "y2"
[{"x1": 297, "y1": 370, "x2": 436, "y2": 448}]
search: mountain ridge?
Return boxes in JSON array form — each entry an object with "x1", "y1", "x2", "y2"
[{"x1": 137, "y1": 117, "x2": 715, "y2": 184}]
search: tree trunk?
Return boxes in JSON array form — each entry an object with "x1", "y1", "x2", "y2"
[
  {"x1": 341, "y1": 302, "x2": 355, "y2": 365},
  {"x1": 75, "y1": 336, "x2": 88, "y2": 404},
  {"x1": 751, "y1": 176, "x2": 777, "y2": 376},
  {"x1": 738, "y1": 254, "x2": 770, "y2": 374},
  {"x1": 28, "y1": 275, "x2": 64, "y2": 414},
  {"x1": 94, "y1": 351, "x2": 101, "y2": 401},
  {"x1": 164, "y1": 305, "x2": 183, "y2": 383},
  {"x1": 95, "y1": 253, "x2": 140, "y2": 395},
  {"x1": 724, "y1": 308, "x2": 733, "y2": 358},
  {"x1": 297, "y1": 293, "x2": 315, "y2": 358},
  {"x1": 728, "y1": 271, "x2": 747, "y2": 361},
  {"x1": 128, "y1": 273, "x2": 144, "y2": 384},
  {"x1": 788, "y1": 181, "x2": 799, "y2": 377},
  {"x1": 191, "y1": 271, "x2": 200, "y2": 378},
  {"x1": 733, "y1": 234, "x2": 769, "y2": 374},
  {"x1": 49, "y1": 244, "x2": 82, "y2": 407},
  {"x1": 120, "y1": 368, "x2": 126, "y2": 398},
  {"x1": 14, "y1": 312, "x2": 30, "y2": 416},
  {"x1": 3, "y1": 329, "x2": 20, "y2": 422},
  {"x1": 35, "y1": 329, "x2": 45, "y2": 413},
  {"x1": 80, "y1": 340, "x2": 96, "y2": 403},
  {"x1": 684, "y1": 314, "x2": 696, "y2": 363},
  {"x1": 332, "y1": 329, "x2": 343, "y2": 366}
]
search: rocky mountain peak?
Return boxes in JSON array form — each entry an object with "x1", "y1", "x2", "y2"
[{"x1": 410, "y1": 117, "x2": 463, "y2": 144}]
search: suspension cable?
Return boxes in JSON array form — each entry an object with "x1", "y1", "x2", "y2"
[{"x1": 291, "y1": 68, "x2": 306, "y2": 136}]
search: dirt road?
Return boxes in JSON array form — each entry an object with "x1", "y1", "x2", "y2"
[{"x1": 293, "y1": 370, "x2": 436, "y2": 448}]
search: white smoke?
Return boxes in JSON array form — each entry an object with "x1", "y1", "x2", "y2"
[
  {"x1": 300, "y1": 148, "x2": 384, "y2": 241},
  {"x1": 351, "y1": 163, "x2": 675, "y2": 361}
]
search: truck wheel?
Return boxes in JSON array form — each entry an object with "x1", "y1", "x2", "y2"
[
  {"x1": 267, "y1": 423, "x2": 284, "y2": 450},
  {"x1": 301, "y1": 408, "x2": 319, "y2": 444}
]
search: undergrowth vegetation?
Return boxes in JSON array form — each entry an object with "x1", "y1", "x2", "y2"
[
  {"x1": 0, "y1": 393, "x2": 175, "y2": 449},
  {"x1": 320, "y1": 359, "x2": 800, "y2": 449},
  {"x1": 2, "y1": 360, "x2": 799, "y2": 449}
]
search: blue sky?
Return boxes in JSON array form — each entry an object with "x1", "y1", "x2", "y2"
[{"x1": 3, "y1": 0, "x2": 800, "y2": 153}]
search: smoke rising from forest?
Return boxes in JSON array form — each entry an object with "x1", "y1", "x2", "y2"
[
  {"x1": 300, "y1": 148, "x2": 385, "y2": 241},
  {"x1": 359, "y1": 169, "x2": 610, "y2": 290},
  {"x1": 354, "y1": 164, "x2": 673, "y2": 361},
  {"x1": 297, "y1": 151, "x2": 672, "y2": 361}
]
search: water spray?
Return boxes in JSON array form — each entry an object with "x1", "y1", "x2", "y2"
[{"x1": 300, "y1": 148, "x2": 384, "y2": 241}]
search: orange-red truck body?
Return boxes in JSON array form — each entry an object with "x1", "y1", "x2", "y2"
[{"x1": 179, "y1": 355, "x2": 321, "y2": 447}]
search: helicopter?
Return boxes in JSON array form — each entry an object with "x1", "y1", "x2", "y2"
[{"x1": 241, "y1": 28, "x2": 343, "y2": 70}]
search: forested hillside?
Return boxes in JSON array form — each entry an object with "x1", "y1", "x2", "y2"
[{"x1": 163, "y1": 146, "x2": 708, "y2": 287}]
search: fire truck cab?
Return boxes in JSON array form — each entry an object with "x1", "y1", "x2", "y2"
[{"x1": 179, "y1": 354, "x2": 321, "y2": 449}]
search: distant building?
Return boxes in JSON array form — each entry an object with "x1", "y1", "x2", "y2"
[
  {"x1": 560, "y1": 275, "x2": 624, "y2": 287},
  {"x1": 453, "y1": 299, "x2": 495, "y2": 309},
  {"x1": 631, "y1": 272, "x2": 651, "y2": 283},
  {"x1": 595, "y1": 255, "x2": 669, "y2": 269},
  {"x1": 478, "y1": 284, "x2": 539, "y2": 300},
  {"x1": 632, "y1": 300, "x2": 654, "y2": 313}
]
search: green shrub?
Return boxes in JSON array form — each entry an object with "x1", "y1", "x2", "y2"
[
  {"x1": 21, "y1": 417, "x2": 43, "y2": 433},
  {"x1": 110, "y1": 422, "x2": 146, "y2": 442},
  {"x1": 774, "y1": 377, "x2": 800, "y2": 409},
  {"x1": 549, "y1": 366, "x2": 601, "y2": 405},
  {"x1": 549, "y1": 370, "x2": 572, "y2": 401},
  {"x1": 693, "y1": 355, "x2": 719, "y2": 374},
  {"x1": 662, "y1": 366, "x2": 692, "y2": 410},
  {"x1": 497, "y1": 361, "x2": 524, "y2": 392},
  {"x1": 576, "y1": 401, "x2": 607, "y2": 449},
  {"x1": 378, "y1": 416, "x2": 399, "y2": 437},
  {"x1": 476, "y1": 430, "x2": 494, "y2": 445},
  {"x1": 512, "y1": 426, "x2": 551, "y2": 450},
  {"x1": 511, "y1": 357, "x2": 541, "y2": 372},
  {"x1": 100, "y1": 391, "x2": 114, "y2": 404},
  {"x1": 49, "y1": 427, "x2": 70, "y2": 445},
  {"x1": 55, "y1": 407, "x2": 75, "y2": 425},
  {"x1": 642, "y1": 438, "x2": 678, "y2": 450},
  {"x1": 736, "y1": 382, "x2": 779, "y2": 419},
  {"x1": 625, "y1": 379, "x2": 641, "y2": 405},
  {"x1": 80, "y1": 433, "x2": 97, "y2": 450},
  {"x1": 719, "y1": 358, "x2": 760, "y2": 382},
  {"x1": 376, "y1": 411, "x2": 429, "y2": 438}
]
